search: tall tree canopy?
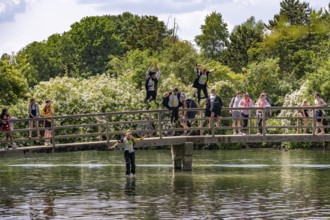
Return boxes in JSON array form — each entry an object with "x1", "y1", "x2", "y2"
[
  {"x1": 195, "y1": 12, "x2": 229, "y2": 59},
  {"x1": 268, "y1": 0, "x2": 311, "y2": 29},
  {"x1": 222, "y1": 17, "x2": 264, "y2": 73}
]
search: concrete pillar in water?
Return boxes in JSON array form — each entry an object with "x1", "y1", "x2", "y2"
[
  {"x1": 171, "y1": 142, "x2": 194, "y2": 171},
  {"x1": 183, "y1": 142, "x2": 193, "y2": 171},
  {"x1": 171, "y1": 144, "x2": 183, "y2": 170}
]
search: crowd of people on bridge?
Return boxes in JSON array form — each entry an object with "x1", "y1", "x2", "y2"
[{"x1": 0, "y1": 63, "x2": 328, "y2": 151}]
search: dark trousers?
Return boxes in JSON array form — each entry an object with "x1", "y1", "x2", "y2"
[
  {"x1": 124, "y1": 151, "x2": 135, "y2": 175},
  {"x1": 169, "y1": 107, "x2": 179, "y2": 123},
  {"x1": 197, "y1": 84, "x2": 208, "y2": 103},
  {"x1": 242, "y1": 113, "x2": 249, "y2": 132},
  {"x1": 257, "y1": 112, "x2": 267, "y2": 134},
  {"x1": 145, "y1": 90, "x2": 157, "y2": 102}
]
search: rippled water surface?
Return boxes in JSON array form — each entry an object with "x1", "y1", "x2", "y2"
[{"x1": 1, "y1": 149, "x2": 330, "y2": 219}]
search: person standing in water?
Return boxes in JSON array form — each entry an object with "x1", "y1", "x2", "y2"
[{"x1": 109, "y1": 130, "x2": 144, "y2": 176}]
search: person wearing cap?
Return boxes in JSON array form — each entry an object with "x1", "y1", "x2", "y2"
[
  {"x1": 145, "y1": 63, "x2": 161, "y2": 103},
  {"x1": 239, "y1": 92, "x2": 253, "y2": 135},
  {"x1": 109, "y1": 130, "x2": 144, "y2": 176}
]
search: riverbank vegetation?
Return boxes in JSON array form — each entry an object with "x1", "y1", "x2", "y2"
[{"x1": 1, "y1": 0, "x2": 330, "y2": 148}]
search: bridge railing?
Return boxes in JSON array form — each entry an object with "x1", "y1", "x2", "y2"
[{"x1": 0, "y1": 106, "x2": 329, "y2": 148}]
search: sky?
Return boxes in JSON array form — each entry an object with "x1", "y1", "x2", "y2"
[{"x1": 0, "y1": 0, "x2": 327, "y2": 55}]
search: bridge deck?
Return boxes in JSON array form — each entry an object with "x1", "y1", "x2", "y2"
[{"x1": 1, "y1": 134, "x2": 329, "y2": 155}]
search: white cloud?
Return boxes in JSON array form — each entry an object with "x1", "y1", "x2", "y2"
[{"x1": 0, "y1": 0, "x2": 328, "y2": 54}]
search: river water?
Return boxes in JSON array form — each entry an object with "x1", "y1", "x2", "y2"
[{"x1": 1, "y1": 149, "x2": 330, "y2": 219}]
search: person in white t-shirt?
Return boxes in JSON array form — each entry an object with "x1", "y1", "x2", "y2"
[{"x1": 229, "y1": 91, "x2": 243, "y2": 135}]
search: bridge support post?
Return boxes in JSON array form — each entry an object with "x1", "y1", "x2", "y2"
[
  {"x1": 183, "y1": 142, "x2": 193, "y2": 171},
  {"x1": 171, "y1": 142, "x2": 194, "y2": 171},
  {"x1": 171, "y1": 145, "x2": 183, "y2": 170}
]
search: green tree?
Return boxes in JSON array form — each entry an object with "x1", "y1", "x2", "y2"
[
  {"x1": 268, "y1": 0, "x2": 311, "y2": 29},
  {"x1": 0, "y1": 56, "x2": 28, "y2": 105},
  {"x1": 195, "y1": 12, "x2": 229, "y2": 59},
  {"x1": 222, "y1": 17, "x2": 264, "y2": 73},
  {"x1": 245, "y1": 59, "x2": 293, "y2": 106},
  {"x1": 68, "y1": 16, "x2": 122, "y2": 76}
]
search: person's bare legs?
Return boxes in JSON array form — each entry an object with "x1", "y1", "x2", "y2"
[
  {"x1": 303, "y1": 118, "x2": 308, "y2": 133},
  {"x1": 29, "y1": 121, "x2": 33, "y2": 138},
  {"x1": 35, "y1": 119, "x2": 40, "y2": 137},
  {"x1": 215, "y1": 116, "x2": 220, "y2": 127},
  {"x1": 232, "y1": 120, "x2": 237, "y2": 134},
  {"x1": 209, "y1": 113, "x2": 215, "y2": 128}
]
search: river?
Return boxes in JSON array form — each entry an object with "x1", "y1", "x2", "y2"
[{"x1": 1, "y1": 149, "x2": 330, "y2": 219}]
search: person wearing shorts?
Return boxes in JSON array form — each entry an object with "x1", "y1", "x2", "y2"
[
  {"x1": 229, "y1": 91, "x2": 242, "y2": 135},
  {"x1": 41, "y1": 100, "x2": 54, "y2": 145},
  {"x1": 206, "y1": 89, "x2": 223, "y2": 128},
  {"x1": 314, "y1": 93, "x2": 327, "y2": 135}
]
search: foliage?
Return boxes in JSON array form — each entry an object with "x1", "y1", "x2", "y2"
[
  {"x1": 195, "y1": 11, "x2": 229, "y2": 59},
  {"x1": 268, "y1": 0, "x2": 311, "y2": 29},
  {"x1": 222, "y1": 17, "x2": 265, "y2": 73},
  {"x1": 0, "y1": 55, "x2": 28, "y2": 106},
  {"x1": 244, "y1": 58, "x2": 293, "y2": 106}
]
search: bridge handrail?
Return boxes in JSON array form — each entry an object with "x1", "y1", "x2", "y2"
[{"x1": 1, "y1": 106, "x2": 329, "y2": 147}]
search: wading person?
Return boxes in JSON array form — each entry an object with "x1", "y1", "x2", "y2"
[
  {"x1": 28, "y1": 98, "x2": 40, "y2": 139},
  {"x1": 41, "y1": 100, "x2": 54, "y2": 145},
  {"x1": 314, "y1": 93, "x2": 327, "y2": 135},
  {"x1": 239, "y1": 92, "x2": 253, "y2": 135},
  {"x1": 229, "y1": 91, "x2": 243, "y2": 135},
  {"x1": 205, "y1": 89, "x2": 223, "y2": 128},
  {"x1": 109, "y1": 130, "x2": 144, "y2": 176},
  {"x1": 0, "y1": 109, "x2": 16, "y2": 149},
  {"x1": 255, "y1": 93, "x2": 271, "y2": 135},
  {"x1": 145, "y1": 63, "x2": 160, "y2": 103},
  {"x1": 193, "y1": 64, "x2": 216, "y2": 104}
]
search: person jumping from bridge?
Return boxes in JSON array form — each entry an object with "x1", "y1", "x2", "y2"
[
  {"x1": 162, "y1": 88, "x2": 182, "y2": 124},
  {"x1": 109, "y1": 130, "x2": 144, "y2": 176},
  {"x1": 192, "y1": 64, "x2": 216, "y2": 104},
  {"x1": 145, "y1": 63, "x2": 160, "y2": 103}
]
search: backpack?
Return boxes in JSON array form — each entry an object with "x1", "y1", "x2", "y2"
[
  {"x1": 162, "y1": 92, "x2": 182, "y2": 109},
  {"x1": 186, "y1": 98, "x2": 198, "y2": 119}
]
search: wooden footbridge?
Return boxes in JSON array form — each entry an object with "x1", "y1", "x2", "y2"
[{"x1": 1, "y1": 106, "x2": 329, "y2": 170}]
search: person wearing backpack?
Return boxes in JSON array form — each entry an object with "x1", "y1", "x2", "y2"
[
  {"x1": 162, "y1": 88, "x2": 182, "y2": 124},
  {"x1": 179, "y1": 93, "x2": 197, "y2": 135},
  {"x1": 205, "y1": 89, "x2": 223, "y2": 128},
  {"x1": 145, "y1": 63, "x2": 160, "y2": 103},
  {"x1": 41, "y1": 100, "x2": 54, "y2": 146},
  {"x1": 229, "y1": 91, "x2": 243, "y2": 135},
  {"x1": 192, "y1": 64, "x2": 216, "y2": 104},
  {"x1": 28, "y1": 98, "x2": 40, "y2": 139}
]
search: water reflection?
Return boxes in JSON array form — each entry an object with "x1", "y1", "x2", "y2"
[
  {"x1": 1, "y1": 150, "x2": 330, "y2": 219},
  {"x1": 125, "y1": 177, "x2": 136, "y2": 196}
]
